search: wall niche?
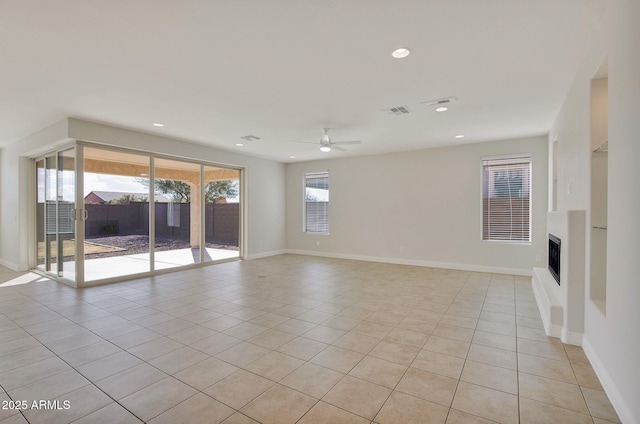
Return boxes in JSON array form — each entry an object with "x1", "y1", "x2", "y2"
[{"x1": 589, "y1": 62, "x2": 608, "y2": 314}]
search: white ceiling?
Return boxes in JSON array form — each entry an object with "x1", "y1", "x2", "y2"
[{"x1": 1, "y1": 0, "x2": 608, "y2": 162}]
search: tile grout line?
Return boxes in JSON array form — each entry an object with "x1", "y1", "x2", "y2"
[
  {"x1": 1, "y1": 259, "x2": 612, "y2": 424},
  {"x1": 1, "y1": 313, "x2": 146, "y2": 424},
  {"x1": 443, "y1": 273, "x2": 487, "y2": 424},
  {"x1": 0, "y1": 279, "x2": 211, "y2": 423}
]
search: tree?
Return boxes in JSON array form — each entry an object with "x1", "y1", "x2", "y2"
[
  {"x1": 153, "y1": 180, "x2": 191, "y2": 203},
  {"x1": 305, "y1": 192, "x2": 319, "y2": 202},
  {"x1": 205, "y1": 180, "x2": 238, "y2": 204},
  {"x1": 108, "y1": 193, "x2": 147, "y2": 204},
  {"x1": 136, "y1": 178, "x2": 238, "y2": 203}
]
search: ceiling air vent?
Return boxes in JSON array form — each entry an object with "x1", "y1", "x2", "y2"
[
  {"x1": 384, "y1": 106, "x2": 411, "y2": 115},
  {"x1": 240, "y1": 135, "x2": 261, "y2": 141},
  {"x1": 420, "y1": 96, "x2": 458, "y2": 107}
]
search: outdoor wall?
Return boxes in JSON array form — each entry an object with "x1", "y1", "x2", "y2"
[
  {"x1": 80, "y1": 202, "x2": 239, "y2": 245},
  {"x1": 286, "y1": 135, "x2": 548, "y2": 275},
  {"x1": 84, "y1": 203, "x2": 148, "y2": 237},
  {"x1": 0, "y1": 119, "x2": 285, "y2": 270},
  {"x1": 205, "y1": 203, "x2": 240, "y2": 245},
  {"x1": 548, "y1": 1, "x2": 640, "y2": 422}
]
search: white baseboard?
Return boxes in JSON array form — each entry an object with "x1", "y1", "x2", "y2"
[
  {"x1": 582, "y1": 336, "x2": 637, "y2": 424},
  {"x1": 0, "y1": 258, "x2": 20, "y2": 271},
  {"x1": 246, "y1": 249, "x2": 287, "y2": 260},
  {"x1": 560, "y1": 328, "x2": 583, "y2": 346},
  {"x1": 285, "y1": 249, "x2": 532, "y2": 276}
]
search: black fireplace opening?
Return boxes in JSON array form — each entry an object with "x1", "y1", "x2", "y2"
[{"x1": 548, "y1": 234, "x2": 561, "y2": 285}]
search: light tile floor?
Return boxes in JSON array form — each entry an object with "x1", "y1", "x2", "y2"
[{"x1": 0, "y1": 255, "x2": 621, "y2": 424}]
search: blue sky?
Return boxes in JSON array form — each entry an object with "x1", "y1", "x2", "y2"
[{"x1": 39, "y1": 171, "x2": 239, "y2": 202}]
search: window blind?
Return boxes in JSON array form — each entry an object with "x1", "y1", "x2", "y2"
[
  {"x1": 304, "y1": 172, "x2": 329, "y2": 233},
  {"x1": 482, "y1": 155, "x2": 531, "y2": 242}
]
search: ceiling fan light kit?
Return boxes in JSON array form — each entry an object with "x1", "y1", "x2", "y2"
[
  {"x1": 291, "y1": 128, "x2": 362, "y2": 153},
  {"x1": 290, "y1": 96, "x2": 458, "y2": 155}
]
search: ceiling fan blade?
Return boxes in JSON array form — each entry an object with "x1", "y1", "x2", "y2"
[
  {"x1": 332, "y1": 140, "x2": 362, "y2": 145},
  {"x1": 332, "y1": 145, "x2": 347, "y2": 152},
  {"x1": 290, "y1": 140, "x2": 318, "y2": 144}
]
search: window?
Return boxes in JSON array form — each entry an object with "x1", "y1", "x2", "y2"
[
  {"x1": 304, "y1": 172, "x2": 329, "y2": 233},
  {"x1": 482, "y1": 155, "x2": 531, "y2": 242}
]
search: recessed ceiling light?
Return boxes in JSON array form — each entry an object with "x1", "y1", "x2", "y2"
[
  {"x1": 391, "y1": 47, "x2": 411, "y2": 59},
  {"x1": 152, "y1": 123, "x2": 164, "y2": 127},
  {"x1": 289, "y1": 155, "x2": 296, "y2": 159},
  {"x1": 235, "y1": 143, "x2": 244, "y2": 147},
  {"x1": 435, "y1": 106, "x2": 448, "y2": 112},
  {"x1": 455, "y1": 135, "x2": 465, "y2": 138}
]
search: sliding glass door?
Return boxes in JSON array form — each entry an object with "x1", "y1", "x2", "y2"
[
  {"x1": 34, "y1": 143, "x2": 242, "y2": 285},
  {"x1": 83, "y1": 147, "x2": 151, "y2": 282},
  {"x1": 35, "y1": 148, "x2": 77, "y2": 283},
  {"x1": 153, "y1": 157, "x2": 202, "y2": 271},
  {"x1": 204, "y1": 165, "x2": 240, "y2": 262}
]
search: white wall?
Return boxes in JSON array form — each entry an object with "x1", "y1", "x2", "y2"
[
  {"x1": 0, "y1": 120, "x2": 71, "y2": 270},
  {"x1": 0, "y1": 148, "x2": 2, "y2": 267},
  {"x1": 0, "y1": 118, "x2": 286, "y2": 270},
  {"x1": 550, "y1": 1, "x2": 640, "y2": 422},
  {"x1": 286, "y1": 135, "x2": 548, "y2": 275},
  {"x1": 0, "y1": 149, "x2": 26, "y2": 270}
]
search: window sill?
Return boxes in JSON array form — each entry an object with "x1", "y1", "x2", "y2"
[{"x1": 481, "y1": 239, "x2": 531, "y2": 245}]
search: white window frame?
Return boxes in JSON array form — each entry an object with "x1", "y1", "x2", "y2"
[
  {"x1": 481, "y1": 154, "x2": 532, "y2": 243},
  {"x1": 303, "y1": 171, "x2": 329, "y2": 234}
]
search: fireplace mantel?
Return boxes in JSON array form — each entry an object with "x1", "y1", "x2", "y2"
[{"x1": 532, "y1": 210, "x2": 585, "y2": 345}]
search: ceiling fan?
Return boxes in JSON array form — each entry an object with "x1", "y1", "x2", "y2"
[{"x1": 292, "y1": 128, "x2": 362, "y2": 152}]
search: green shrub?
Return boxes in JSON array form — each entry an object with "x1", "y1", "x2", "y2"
[{"x1": 100, "y1": 223, "x2": 118, "y2": 235}]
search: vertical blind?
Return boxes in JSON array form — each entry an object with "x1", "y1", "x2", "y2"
[
  {"x1": 45, "y1": 201, "x2": 74, "y2": 234},
  {"x1": 482, "y1": 155, "x2": 531, "y2": 242},
  {"x1": 304, "y1": 172, "x2": 329, "y2": 233}
]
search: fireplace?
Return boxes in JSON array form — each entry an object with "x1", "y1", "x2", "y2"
[
  {"x1": 548, "y1": 234, "x2": 561, "y2": 285},
  {"x1": 533, "y1": 212, "x2": 585, "y2": 344}
]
